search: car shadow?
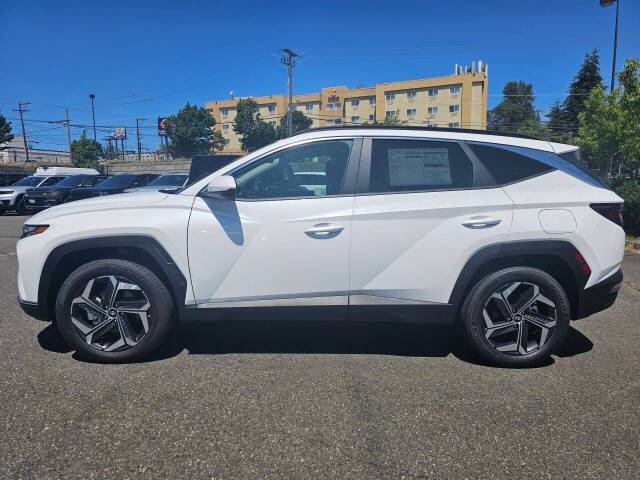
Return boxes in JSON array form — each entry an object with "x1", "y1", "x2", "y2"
[{"x1": 37, "y1": 321, "x2": 593, "y2": 367}]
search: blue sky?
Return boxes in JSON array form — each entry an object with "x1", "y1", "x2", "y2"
[{"x1": 1, "y1": 0, "x2": 638, "y2": 153}]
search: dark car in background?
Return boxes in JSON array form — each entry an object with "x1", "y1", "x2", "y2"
[
  {"x1": 124, "y1": 172, "x2": 188, "y2": 193},
  {"x1": 68, "y1": 173, "x2": 158, "y2": 201},
  {"x1": 24, "y1": 174, "x2": 110, "y2": 211}
]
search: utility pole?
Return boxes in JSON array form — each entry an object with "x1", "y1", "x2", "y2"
[
  {"x1": 65, "y1": 109, "x2": 73, "y2": 164},
  {"x1": 280, "y1": 48, "x2": 298, "y2": 137},
  {"x1": 89, "y1": 94, "x2": 98, "y2": 168},
  {"x1": 136, "y1": 118, "x2": 146, "y2": 161},
  {"x1": 12, "y1": 102, "x2": 30, "y2": 162},
  {"x1": 600, "y1": 0, "x2": 620, "y2": 92}
]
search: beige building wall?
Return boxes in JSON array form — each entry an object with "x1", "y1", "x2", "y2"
[{"x1": 205, "y1": 66, "x2": 487, "y2": 153}]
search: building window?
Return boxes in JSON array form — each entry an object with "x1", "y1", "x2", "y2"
[
  {"x1": 428, "y1": 89, "x2": 438, "y2": 97},
  {"x1": 221, "y1": 109, "x2": 229, "y2": 116},
  {"x1": 306, "y1": 103, "x2": 313, "y2": 111},
  {"x1": 407, "y1": 91, "x2": 417, "y2": 99},
  {"x1": 351, "y1": 116, "x2": 360, "y2": 123},
  {"x1": 448, "y1": 122, "x2": 460, "y2": 128},
  {"x1": 255, "y1": 107, "x2": 260, "y2": 113},
  {"x1": 269, "y1": 120, "x2": 277, "y2": 127},
  {"x1": 370, "y1": 97, "x2": 376, "y2": 105},
  {"x1": 428, "y1": 106, "x2": 439, "y2": 115},
  {"x1": 450, "y1": 86, "x2": 461, "y2": 95},
  {"x1": 427, "y1": 123, "x2": 438, "y2": 128},
  {"x1": 224, "y1": 138, "x2": 230, "y2": 145},
  {"x1": 385, "y1": 93, "x2": 395, "y2": 102},
  {"x1": 406, "y1": 109, "x2": 416, "y2": 117},
  {"x1": 334, "y1": 119, "x2": 341, "y2": 125},
  {"x1": 351, "y1": 99, "x2": 359, "y2": 107},
  {"x1": 327, "y1": 102, "x2": 341, "y2": 110},
  {"x1": 222, "y1": 124, "x2": 230, "y2": 131},
  {"x1": 449, "y1": 104, "x2": 460, "y2": 113},
  {"x1": 369, "y1": 114, "x2": 375, "y2": 121},
  {"x1": 206, "y1": 108, "x2": 213, "y2": 113},
  {"x1": 268, "y1": 104, "x2": 276, "y2": 112},
  {"x1": 386, "y1": 110, "x2": 396, "y2": 118}
]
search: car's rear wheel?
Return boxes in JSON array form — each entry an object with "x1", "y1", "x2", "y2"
[
  {"x1": 55, "y1": 259, "x2": 174, "y2": 363},
  {"x1": 460, "y1": 267, "x2": 570, "y2": 367}
]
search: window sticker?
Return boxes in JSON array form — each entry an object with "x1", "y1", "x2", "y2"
[{"x1": 387, "y1": 148, "x2": 452, "y2": 186}]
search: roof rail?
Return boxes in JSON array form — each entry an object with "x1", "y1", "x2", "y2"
[{"x1": 291, "y1": 125, "x2": 539, "y2": 141}]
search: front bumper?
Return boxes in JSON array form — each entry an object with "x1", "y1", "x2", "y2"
[
  {"x1": 17, "y1": 296, "x2": 49, "y2": 322},
  {"x1": 24, "y1": 197, "x2": 61, "y2": 209},
  {"x1": 575, "y1": 269, "x2": 623, "y2": 319}
]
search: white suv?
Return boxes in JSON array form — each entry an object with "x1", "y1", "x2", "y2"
[{"x1": 17, "y1": 127, "x2": 625, "y2": 366}]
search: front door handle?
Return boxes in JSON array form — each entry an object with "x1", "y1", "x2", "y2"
[
  {"x1": 462, "y1": 217, "x2": 502, "y2": 228},
  {"x1": 305, "y1": 223, "x2": 344, "y2": 235}
]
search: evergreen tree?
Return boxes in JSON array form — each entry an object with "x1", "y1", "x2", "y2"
[
  {"x1": 0, "y1": 113, "x2": 14, "y2": 150},
  {"x1": 488, "y1": 81, "x2": 538, "y2": 133}
]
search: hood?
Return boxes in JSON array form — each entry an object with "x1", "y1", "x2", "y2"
[{"x1": 27, "y1": 191, "x2": 169, "y2": 223}]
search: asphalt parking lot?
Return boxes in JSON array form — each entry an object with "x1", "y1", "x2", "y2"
[{"x1": 0, "y1": 213, "x2": 638, "y2": 480}]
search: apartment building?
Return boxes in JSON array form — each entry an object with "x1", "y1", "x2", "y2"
[{"x1": 205, "y1": 62, "x2": 488, "y2": 153}]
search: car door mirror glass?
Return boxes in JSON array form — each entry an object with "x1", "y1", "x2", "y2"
[{"x1": 200, "y1": 176, "x2": 237, "y2": 200}]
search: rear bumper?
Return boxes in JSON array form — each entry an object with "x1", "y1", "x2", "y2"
[
  {"x1": 17, "y1": 296, "x2": 49, "y2": 322},
  {"x1": 575, "y1": 269, "x2": 623, "y2": 319}
]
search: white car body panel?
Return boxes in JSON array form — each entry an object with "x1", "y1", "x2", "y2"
[
  {"x1": 17, "y1": 192, "x2": 195, "y2": 305},
  {"x1": 188, "y1": 196, "x2": 352, "y2": 305},
  {"x1": 350, "y1": 188, "x2": 514, "y2": 304},
  {"x1": 502, "y1": 170, "x2": 624, "y2": 288}
]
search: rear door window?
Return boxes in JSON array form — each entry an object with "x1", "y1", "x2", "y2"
[{"x1": 367, "y1": 139, "x2": 473, "y2": 193}]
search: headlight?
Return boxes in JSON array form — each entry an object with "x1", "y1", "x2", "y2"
[
  {"x1": 21, "y1": 224, "x2": 49, "y2": 238},
  {"x1": 0, "y1": 190, "x2": 14, "y2": 195}
]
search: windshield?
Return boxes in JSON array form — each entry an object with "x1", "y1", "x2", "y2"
[
  {"x1": 558, "y1": 149, "x2": 609, "y2": 190},
  {"x1": 96, "y1": 175, "x2": 137, "y2": 187},
  {"x1": 149, "y1": 174, "x2": 188, "y2": 186},
  {"x1": 55, "y1": 175, "x2": 90, "y2": 187},
  {"x1": 13, "y1": 176, "x2": 42, "y2": 187},
  {"x1": 40, "y1": 176, "x2": 67, "y2": 186}
]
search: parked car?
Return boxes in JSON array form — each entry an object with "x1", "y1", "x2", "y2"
[
  {"x1": 17, "y1": 126, "x2": 624, "y2": 366},
  {"x1": 124, "y1": 173, "x2": 188, "y2": 193},
  {"x1": 67, "y1": 173, "x2": 158, "y2": 201},
  {"x1": 187, "y1": 154, "x2": 241, "y2": 186},
  {"x1": 24, "y1": 174, "x2": 110, "y2": 211}
]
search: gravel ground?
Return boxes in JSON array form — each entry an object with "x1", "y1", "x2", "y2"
[{"x1": 0, "y1": 213, "x2": 638, "y2": 479}]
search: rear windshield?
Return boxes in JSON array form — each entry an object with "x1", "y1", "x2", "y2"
[{"x1": 558, "y1": 149, "x2": 609, "y2": 189}]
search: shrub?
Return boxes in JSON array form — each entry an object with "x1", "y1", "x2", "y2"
[{"x1": 614, "y1": 179, "x2": 640, "y2": 236}]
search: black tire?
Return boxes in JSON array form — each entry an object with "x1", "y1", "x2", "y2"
[
  {"x1": 15, "y1": 196, "x2": 27, "y2": 215},
  {"x1": 460, "y1": 267, "x2": 570, "y2": 367},
  {"x1": 55, "y1": 259, "x2": 174, "y2": 363}
]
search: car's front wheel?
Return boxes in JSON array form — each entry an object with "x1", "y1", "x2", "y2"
[
  {"x1": 55, "y1": 259, "x2": 174, "y2": 363},
  {"x1": 460, "y1": 267, "x2": 570, "y2": 367}
]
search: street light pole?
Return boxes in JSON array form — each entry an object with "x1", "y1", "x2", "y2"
[
  {"x1": 89, "y1": 94, "x2": 99, "y2": 168},
  {"x1": 600, "y1": 0, "x2": 620, "y2": 93}
]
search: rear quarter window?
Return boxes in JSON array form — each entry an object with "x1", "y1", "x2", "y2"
[{"x1": 468, "y1": 143, "x2": 554, "y2": 185}]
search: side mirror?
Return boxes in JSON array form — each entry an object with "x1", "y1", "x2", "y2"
[{"x1": 200, "y1": 175, "x2": 237, "y2": 200}]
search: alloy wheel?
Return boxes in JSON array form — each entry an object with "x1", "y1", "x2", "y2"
[
  {"x1": 482, "y1": 281, "x2": 557, "y2": 356},
  {"x1": 70, "y1": 275, "x2": 151, "y2": 352}
]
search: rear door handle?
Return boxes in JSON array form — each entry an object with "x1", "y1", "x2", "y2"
[
  {"x1": 462, "y1": 217, "x2": 502, "y2": 228},
  {"x1": 305, "y1": 223, "x2": 344, "y2": 235}
]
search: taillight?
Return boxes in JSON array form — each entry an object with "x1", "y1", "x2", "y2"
[{"x1": 590, "y1": 203, "x2": 623, "y2": 228}]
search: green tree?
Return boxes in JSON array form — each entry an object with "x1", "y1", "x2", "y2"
[
  {"x1": 71, "y1": 130, "x2": 103, "y2": 167},
  {"x1": 577, "y1": 58, "x2": 640, "y2": 174},
  {"x1": 233, "y1": 98, "x2": 276, "y2": 151},
  {"x1": 516, "y1": 118, "x2": 551, "y2": 140},
  {"x1": 275, "y1": 110, "x2": 313, "y2": 138},
  {"x1": 564, "y1": 50, "x2": 603, "y2": 134},
  {"x1": 166, "y1": 102, "x2": 222, "y2": 157},
  {"x1": 547, "y1": 50, "x2": 603, "y2": 141},
  {"x1": 0, "y1": 113, "x2": 14, "y2": 150},
  {"x1": 488, "y1": 81, "x2": 539, "y2": 132}
]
